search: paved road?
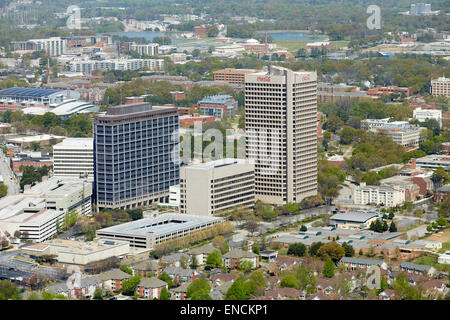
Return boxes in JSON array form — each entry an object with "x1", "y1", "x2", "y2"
[
  {"x1": 406, "y1": 224, "x2": 429, "y2": 239},
  {"x1": 0, "y1": 152, "x2": 20, "y2": 195}
]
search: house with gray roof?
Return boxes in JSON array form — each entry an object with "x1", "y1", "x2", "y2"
[
  {"x1": 97, "y1": 268, "x2": 131, "y2": 292},
  {"x1": 136, "y1": 277, "x2": 168, "y2": 299},
  {"x1": 188, "y1": 243, "x2": 219, "y2": 266},
  {"x1": 163, "y1": 266, "x2": 199, "y2": 285},
  {"x1": 340, "y1": 257, "x2": 388, "y2": 270},
  {"x1": 400, "y1": 262, "x2": 436, "y2": 277},
  {"x1": 131, "y1": 260, "x2": 162, "y2": 277},
  {"x1": 223, "y1": 249, "x2": 259, "y2": 269},
  {"x1": 45, "y1": 276, "x2": 102, "y2": 299},
  {"x1": 170, "y1": 282, "x2": 191, "y2": 300}
]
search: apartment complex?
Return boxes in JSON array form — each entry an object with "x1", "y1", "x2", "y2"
[
  {"x1": 353, "y1": 183, "x2": 405, "y2": 207},
  {"x1": 431, "y1": 76, "x2": 450, "y2": 97},
  {"x1": 213, "y1": 68, "x2": 260, "y2": 85},
  {"x1": 244, "y1": 66, "x2": 318, "y2": 205},
  {"x1": 130, "y1": 43, "x2": 159, "y2": 56},
  {"x1": 180, "y1": 159, "x2": 255, "y2": 216},
  {"x1": 70, "y1": 59, "x2": 164, "y2": 74},
  {"x1": 93, "y1": 103, "x2": 180, "y2": 210},
  {"x1": 197, "y1": 94, "x2": 238, "y2": 118},
  {"x1": 12, "y1": 37, "x2": 67, "y2": 56},
  {"x1": 53, "y1": 138, "x2": 94, "y2": 179}
]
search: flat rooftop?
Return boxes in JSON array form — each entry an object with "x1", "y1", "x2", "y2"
[
  {"x1": 7, "y1": 134, "x2": 65, "y2": 143},
  {"x1": 97, "y1": 213, "x2": 222, "y2": 237},
  {"x1": 184, "y1": 158, "x2": 249, "y2": 170},
  {"x1": 53, "y1": 137, "x2": 93, "y2": 149},
  {"x1": 24, "y1": 176, "x2": 91, "y2": 196},
  {"x1": 43, "y1": 239, "x2": 128, "y2": 255},
  {"x1": 0, "y1": 195, "x2": 46, "y2": 221}
]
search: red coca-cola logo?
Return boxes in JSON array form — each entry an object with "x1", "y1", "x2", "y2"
[
  {"x1": 302, "y1": 75, "x2": 311, "y2": 81},
  {"x1": 257, "y1": 76, "x2": 271, "y2": 82}
]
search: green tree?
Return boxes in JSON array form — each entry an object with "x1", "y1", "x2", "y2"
[
  {"x1": 120, "y1": 264, "x2": 133, "y2": 275},
  {"x1": 300, "y1": 225, "x2": 307, "y2": 232},
  {"x1": 342, "y1": 242, "x2": 355, "y2": 257},
  {"x1": 206, "y1": 250, "x2": 223, "y2": 268},
  {"x1": 280, "y1": 274, "x2": 299, "y2": 289},
  {"x1": 186, "y1": 279, "x2": 211, "y2": 298},
  {"x1": 309, "y1": 242, "x2": 324, "y2": 256},
  {"x1": 0, "y1": 184, "x2": 7, "y2": 198},
  {"x1": 93, "y1": 288, "x2": 103, "y2": 300},
  {"x1": 322, "y1": 258, "x2": 336, "y2": 278},
  {"x1": 389, "y1": 221, "x2": 397, "y2": 232},
  {"x1": 238, "y1": 260, "x2": 254, "y2": 271},
  {"x1": 121, "y1": 276, "x2": 141, "y2": 295},
  {"x1": 159, "y1": 287, "x2": 171, "y2": 300},
  {"x1": 287, "y1": 243, "x2": 307, "y2": 257},
  {"x1": 0, "y1": 280, "x2": 22, "y2": 300},
  {"x1": 317, "y1": 242, "x2": 345, "y2": 262},
  {"x1": 225, "y1": 276, "x2": 248, "y2": 300},
  {"x1": 158, "y1": 273, "x2": 174, "y2": 288}
]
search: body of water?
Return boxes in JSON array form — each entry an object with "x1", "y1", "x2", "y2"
[{"x1": 255, "y1": 31, "x2": 317, "y2": 41}]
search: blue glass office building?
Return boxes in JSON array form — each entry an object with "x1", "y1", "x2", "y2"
[{"x1": 93, "y1": 103, "x2": 180, "y2": 210}]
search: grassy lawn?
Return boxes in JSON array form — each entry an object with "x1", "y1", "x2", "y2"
[
  {"x1": 438, "y1": 242, "x2": 450, "y2": 254},
  {"x1": 412, "y1": 254, "x2": 450, "y2": 273}
]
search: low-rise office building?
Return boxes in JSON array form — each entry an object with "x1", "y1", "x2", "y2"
[
  {"x1": 0, "y1": 195, "x2": 64, "y2": 242},
  {"x1": 96, "y1": 213, "x2": 224, "y2": 249},
  {"x1": 197, "y1": 95, "x2": 238, "y2": 118},
  {"x1": 23, "y1": 176, "x2": 93, "y2": 216},
  {"x1": 21, "y1": 239, "x2": 129, "y2": 266},
  {"x1": 329, "y1": 211, "x2": 379, "y2": 230},
  {"x1": 53, "y1": 138, "x2": 94, "y2": 180},
  {"x1": 415, "y1": 154, "x2": 450, "y2": 170},
  {"x1": 180, "y1": 159, "x2": 255, "y2": 216}
]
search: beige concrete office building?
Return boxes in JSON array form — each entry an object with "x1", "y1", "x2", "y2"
[
  {"x1": 244, "y1": 66, "x2": 318, "y2": 205},
  {"x1": 53, "y1": 138, "x2": 94, "y2": 180},
  {"x1": 180, "y1": 158, "x2": 255, "y2": 216}
]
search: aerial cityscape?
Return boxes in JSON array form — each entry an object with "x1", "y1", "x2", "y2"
[{"x1": 0, "y1": 0, "x2": 449, "y2": 304}]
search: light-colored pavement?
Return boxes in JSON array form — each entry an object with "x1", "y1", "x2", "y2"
[
  {"x1": 406, "y1": 224, "x2": 429, "y2": 239},
  {"x1": 0, "y1": 152, "x2": 20, "y2": 195}
]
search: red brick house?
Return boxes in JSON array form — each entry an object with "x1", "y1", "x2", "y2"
[
  {"x1": 223, "y1": 249, "x2": 259, "y2": 269},
  {"x1": 136, "y1": 277, "x2": 168, "y2": 299},
  {"x1": 98, "y1": 269, "x2": 131, "y2": 292}
]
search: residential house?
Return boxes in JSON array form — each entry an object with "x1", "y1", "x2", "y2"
[
  {"x1": 163, "y1": 267, "x2": 199, "y2": 286},
  {"x1": 136, "y1": 277, "x2": 168, "y2": 299},
  {"x1": 45, "y1": 276, "x2": 102, "y2": 299},
  {"x1": 188, "y1": 244, "x2": 218, "y2": 266},
  {"x1": 339, "y1": 257, "x2": 388, "y2": 271},
  {"x1": 209, "y1": 273, "x2": 238, "y2": 288},
  {"x1": 97, "y1": 269, "x2": 132, "y2": 292},
  {"x1": 131, "y1": 260, "x2": 162, "y2": 278},
  {"x1": 171, "y1": 282, "x2": 191, "y2": 300},
  {"x1": 399, "y1": 262, "x2": 437, "y2": 277},
  {"x1": 223, "y1": 249, "x2": 259, "y2": 269}
]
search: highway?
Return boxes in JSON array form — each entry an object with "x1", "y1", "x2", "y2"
[{"x1": 0, "y1": 151, "x2": 20, "y2": 195}]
